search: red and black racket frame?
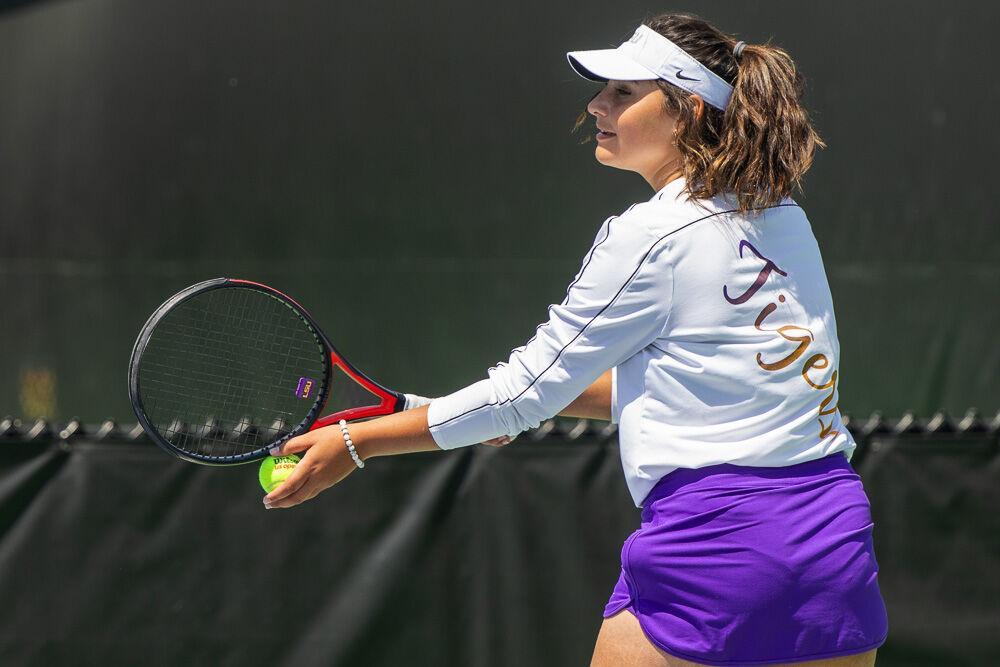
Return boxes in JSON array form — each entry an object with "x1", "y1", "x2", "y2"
[{"x1": 128, "y1": 277, "x2": 407, "y2": 465}]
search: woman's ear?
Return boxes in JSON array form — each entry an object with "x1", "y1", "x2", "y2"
[{"x1": 690, "y1": 94, "x2": 705, "y2": 122}]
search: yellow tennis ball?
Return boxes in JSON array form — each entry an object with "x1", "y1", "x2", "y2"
[{"x1": 259, "y1": 454, "x2": 300, "y2": 493}]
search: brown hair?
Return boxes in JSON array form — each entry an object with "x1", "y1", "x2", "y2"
[{"x1": 573, "y1": 13, "x2": 826, "y2": 215}]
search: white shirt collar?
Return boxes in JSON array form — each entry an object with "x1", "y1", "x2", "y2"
[{"x1": 652, "y1": 175, "x2": 687, "y2": 202}]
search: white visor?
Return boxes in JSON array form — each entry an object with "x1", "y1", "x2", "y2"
[{"x1": 567, "y1": 25, "x2": 734, "y2": 111}]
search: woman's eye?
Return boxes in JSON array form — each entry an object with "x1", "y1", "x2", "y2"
[{"x1": 616, "y1": 87, "x2": 631, "y2": 96}]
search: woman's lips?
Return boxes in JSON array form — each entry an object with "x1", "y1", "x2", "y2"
[{"x1": 596, "y1": 131, "x2": 616, "y2": 140}]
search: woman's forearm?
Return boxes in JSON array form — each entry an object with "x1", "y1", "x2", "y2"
[
  {"x1": 352, "y1": 405, "x2": 439, "y2": 460},
  {"x1": 557, "y1": 369, "x2": 613, "y2": 421},
  {"x1": 352, "y1": 368, "x2": 613, "y2": 461}
]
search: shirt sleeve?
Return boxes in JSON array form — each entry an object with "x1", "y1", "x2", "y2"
[{"x1": 427, "y1": 211, "x2": 675, "y2": 449}]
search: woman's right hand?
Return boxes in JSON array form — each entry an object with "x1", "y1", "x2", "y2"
[{"x1": 480, "y1": 434, "x2": 516, "y2": 447}]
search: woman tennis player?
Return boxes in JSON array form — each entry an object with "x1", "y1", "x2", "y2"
[{"x1": 264, "y1": 12, "x2": 888, "y2": 666}]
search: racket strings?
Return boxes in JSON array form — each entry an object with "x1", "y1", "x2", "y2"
[
  {"x1": 328, "y1": 365, "x2": 383, "y2": 410},
  {"x1": 203, "y1": 287, "x2": 322, "y2": 452}
]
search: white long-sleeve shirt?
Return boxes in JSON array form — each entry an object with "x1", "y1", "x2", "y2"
[{"x1": 427, "y1": 177, "x2": 856, "y2": 506}]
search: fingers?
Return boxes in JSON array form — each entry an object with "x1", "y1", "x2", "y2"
[
  {"x1": 265, "y1": 481, "x2": 315, "y2": 509},
  {"x1": 269, "y1": 430, "x2": 319, "y2": 456},
  {"x1": 263, "y1": 463, "x2": 311, "y2": 507},
  {"x1": 480, "y1": 434, "x2": 516, "y2": 447}
]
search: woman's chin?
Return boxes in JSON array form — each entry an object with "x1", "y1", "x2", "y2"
[
  {"x1": 595, "y1": 152, "x2": 632, "y2": 172},
  {"x1": 594, "y1": 147, "x2": 616, "y2": 164}
]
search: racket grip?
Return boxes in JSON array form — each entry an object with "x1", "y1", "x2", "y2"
[{"x1": 403, "y1": 393, "x2": 436, "y2": 410}]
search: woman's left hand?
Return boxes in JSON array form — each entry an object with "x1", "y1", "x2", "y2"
[{"x1": 262, "y1": 424, "x2": 359, "y2": 509}]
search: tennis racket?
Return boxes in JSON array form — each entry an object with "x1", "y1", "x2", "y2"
[{"x1": 128, "y1": 278, "x2": 411, "y2": 465}]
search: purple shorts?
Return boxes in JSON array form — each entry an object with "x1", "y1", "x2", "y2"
[{"x1": 604, "y1": 453, "x2": 888, "y2": 666}]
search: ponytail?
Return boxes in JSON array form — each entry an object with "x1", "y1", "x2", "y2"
[{"x1": 710, "y1": 39, "x2": 826, "y2": 213}]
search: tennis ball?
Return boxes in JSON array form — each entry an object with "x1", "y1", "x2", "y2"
[{"x1": 259, "y1": 454, "x2": 300, "y2": 493}]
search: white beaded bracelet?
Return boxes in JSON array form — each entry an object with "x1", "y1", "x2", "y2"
[{"x1": 339, "y1": 419, "x2": 364, "y2": 469}]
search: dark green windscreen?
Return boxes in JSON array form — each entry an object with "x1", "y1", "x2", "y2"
[{"x1": 1, "y1": 0, "x2": 997, "y2": 421}]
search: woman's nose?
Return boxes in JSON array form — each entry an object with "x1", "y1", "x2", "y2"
[{"x1": 586, "y1": 89, "x2": 608, "y2": 118}]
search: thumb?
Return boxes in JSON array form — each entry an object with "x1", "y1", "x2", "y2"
[
  {"x1": 263, "y1": 458, "x2": 310, "y2": 503},
  {"x1": 269, "y1": 430, "x2": 320, "y2": 456}
]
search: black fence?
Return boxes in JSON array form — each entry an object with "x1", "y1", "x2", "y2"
[{"x1": 0, "y1": 412, "x2": 997, "y2": 666}]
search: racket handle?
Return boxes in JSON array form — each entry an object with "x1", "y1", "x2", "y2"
[{"x1": 403, "y1": 393, "x2": 436, "y2": 410}]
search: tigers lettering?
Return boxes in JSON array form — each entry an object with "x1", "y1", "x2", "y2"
[
  {"x1": 752, "y1": 295, "x2": 815, "y2": 371},
  {"x1": 724, "y1": 241, "x2": 841, "y2": 441},
  {"x1": 802, "y1": 354, "x2": 841, "y2": 437},
  {"x1": 723, "y1": 240, "x2": 788, "y2": 304}
]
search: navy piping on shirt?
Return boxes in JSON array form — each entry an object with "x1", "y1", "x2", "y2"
[{"x1": 430, "y1": 202, "x2": 800, "y2": 429}]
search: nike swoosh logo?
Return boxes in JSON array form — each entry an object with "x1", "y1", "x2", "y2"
[{"x1": 675, "y1": 69, "x2": 700, "y2": 81}]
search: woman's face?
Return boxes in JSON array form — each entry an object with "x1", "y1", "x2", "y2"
[{"x1": 586, "y1": 79, "x2": 684, "y2": 190}]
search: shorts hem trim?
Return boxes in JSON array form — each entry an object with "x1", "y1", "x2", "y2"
[{"x1": 602, "y1": 599, "x2": 631, "y2": 618}]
